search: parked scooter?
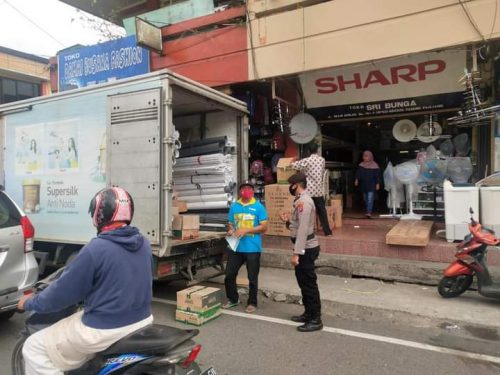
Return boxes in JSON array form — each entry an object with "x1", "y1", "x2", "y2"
[
  {"x1": 438, "y1": 208, "x2": 500, "y2": 299},
  {"x1": 11, "y1": 268, "x2": 216, "y2": 375}
]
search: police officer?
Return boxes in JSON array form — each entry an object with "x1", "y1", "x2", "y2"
[{"x1": 280, "y1": 172, "x2": 323, "y2": 332}]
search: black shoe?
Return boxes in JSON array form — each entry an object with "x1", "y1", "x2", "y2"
[
  {"x1": 291, "y1": 315, "x2": 310, "y2": 323},
  {"x1": 297, "y1": 319, "x2": 323, "y2": 332}
]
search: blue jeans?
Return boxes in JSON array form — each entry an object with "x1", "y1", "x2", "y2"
[{"x1": 363, "y1": 192, "x2": 375, "y2": 214}]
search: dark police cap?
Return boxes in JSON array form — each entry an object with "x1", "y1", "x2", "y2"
[{"x1": 288, "y1": 172, "x2": 307, "y2": 185}]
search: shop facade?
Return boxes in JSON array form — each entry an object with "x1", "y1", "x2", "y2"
[{"x1": 55, "y1": 0, "x2": 500, "y2": 269}]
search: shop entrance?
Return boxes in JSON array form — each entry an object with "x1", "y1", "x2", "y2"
[{"x1": 319, "y1": 111, "x2": 473, "y2": 220}]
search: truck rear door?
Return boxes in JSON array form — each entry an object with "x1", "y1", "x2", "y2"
[{"x1": 108, "y1": 88, "x2": 162, "y2": 245}]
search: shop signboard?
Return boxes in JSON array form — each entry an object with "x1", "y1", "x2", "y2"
[
  {"x1": 300, "y1": 50, "x2": 465, "y2": 119},
  {"x1": 58, "y1": 35, "x2": 150, "y2": 91}
]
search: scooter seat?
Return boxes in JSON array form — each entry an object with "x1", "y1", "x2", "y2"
[{"x1": 101, "y1": 324, "x2": 199, "y2": 356}]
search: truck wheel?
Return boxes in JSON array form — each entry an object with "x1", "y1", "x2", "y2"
[
  {"x1": 438, "y1": 275, "x2": 473, "y2": 298},
  {"x1": 0, "y1": 310, "x2": 15, "y2": 321},
  {"x1": 11, "y1": 336, "x2": 27, "y2": 375}
]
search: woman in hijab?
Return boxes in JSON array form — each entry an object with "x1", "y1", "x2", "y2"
[{"x1": 355, "y1": 150, "x2": 381, "y2": 218}]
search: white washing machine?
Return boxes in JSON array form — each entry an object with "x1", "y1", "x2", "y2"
[
  {"x1": 443, "y1": 180, "x2": 479, "y2": 242},
  {"x1": 480, "y1": 186, "x2": 500, "y2": 235}
]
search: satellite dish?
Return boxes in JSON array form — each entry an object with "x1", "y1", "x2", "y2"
[
  {"x1": 417, "y1": 121, "x2": 442, "y2": 143},
  {"x1": 289, "y1": 113, "x2": 319, "y2": 144},
  {"x1": 392, "y1": 119, "x2": 417, "y2": 142}
]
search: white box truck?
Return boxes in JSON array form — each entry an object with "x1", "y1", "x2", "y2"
[{"x1": 0, "y1": 70, "x2": 249, "y2": 283}]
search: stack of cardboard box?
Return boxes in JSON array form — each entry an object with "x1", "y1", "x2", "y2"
[
  {"x1": 172, "y1": 214, "x2": 200, "y2": 240},
  {"x1": 264, "y1": 184, "x2": 295, "y2": 236},
  {"x1": 176, "y1": 286, "x2": 223, "y2": 326}
]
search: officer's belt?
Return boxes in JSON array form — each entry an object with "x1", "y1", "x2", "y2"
[{"x1": 291, "y1": 233, "x2": 315, "y2": 244}]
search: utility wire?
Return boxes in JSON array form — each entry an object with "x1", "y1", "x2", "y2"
[{"x1": 4, "y1": 0, "x2": 65, "y2": 47}]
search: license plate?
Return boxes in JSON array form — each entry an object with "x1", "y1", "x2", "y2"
[{"x1": 201, "y1": 367, "x2": 217, "y2": 375}]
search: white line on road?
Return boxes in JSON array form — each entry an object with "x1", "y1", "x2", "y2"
[{"x1": 153, "y1": 297, "x2": 500, "y2": 365}]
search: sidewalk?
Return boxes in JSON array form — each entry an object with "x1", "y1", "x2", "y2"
[{"x1": 212, "y1": 267, "x2": 500, "y2": 330}]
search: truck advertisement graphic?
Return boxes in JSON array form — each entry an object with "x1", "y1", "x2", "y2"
[{"x1": 4, "y1": 96, "x2": 107, "y2": 243}]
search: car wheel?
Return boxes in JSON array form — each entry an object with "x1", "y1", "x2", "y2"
[{"x1": 0, "y1": 310, "x2": 16, "y2": 321}]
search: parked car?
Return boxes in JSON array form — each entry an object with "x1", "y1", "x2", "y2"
[{"x1": 0, "y1": 188, "x2": 38, "y2": 321}]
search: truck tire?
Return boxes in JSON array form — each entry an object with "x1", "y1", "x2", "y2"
[
  {"x1": 0, "y1": 310, "x2": 15, "y2": 321},
  {"x1": 11, "y1": 336, "x2": 26, "y2": 375}
]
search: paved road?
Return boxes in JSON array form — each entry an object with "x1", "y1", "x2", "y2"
[{"x1": 1, "y1": 282, "x2": 499, "y2": 375}]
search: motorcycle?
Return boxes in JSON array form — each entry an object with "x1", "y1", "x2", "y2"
[
  {"x1": 11, "y1": 268, "x2": 216, "y2": 375},
  {"x1": 438, "y1": 208, "x2": 500, "y2": 299}
]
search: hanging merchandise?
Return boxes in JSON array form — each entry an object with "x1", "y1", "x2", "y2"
[
  {"x1": 250, "y1": 159, "x2": 264, "y2": 177},
  {"x1": 417, "y1": 122, "x2": 442, "y2": 143},
  {"x1": 392, "y1": 119, "x2": 417, "y2": 142},
  {"x1": 271, "y1": 131, "x2": 286, "y2": 151},
  {"x1": 263, "y1": 167, "x2": 274, "y2": 185}
]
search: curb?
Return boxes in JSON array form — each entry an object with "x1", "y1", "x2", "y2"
[
  {"x1": 262, "y1": 248, "x2": 448, "y2": 285},
  {"x1": 210, "y1": 277, "x2": 500, "y2": 333}
]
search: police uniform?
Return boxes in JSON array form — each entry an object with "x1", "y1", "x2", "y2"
[{"x1": 288, "y1": 176, "x2": 322, "y2": 330}]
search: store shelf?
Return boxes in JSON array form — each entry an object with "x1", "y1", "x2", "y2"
[
  {"x1": 321, "y1": 135, "x2": 355, "y2": 150},
  {"x1": 325, "y1": 161, "x2": 354, "y2": 169}
]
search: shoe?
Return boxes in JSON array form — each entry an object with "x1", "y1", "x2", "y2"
[
  {"x1": 222, "y1": 300, "x2": 240, "y2": 309},
  {"x1": 245, "y1": 305, "x2": 257, "y2": 313},
  {"x1": 297, "y1": 319, "x2": 323, "y2": 332},
  {"x1": 291, "y1": 315, "x2": 310, "y2": 323}
]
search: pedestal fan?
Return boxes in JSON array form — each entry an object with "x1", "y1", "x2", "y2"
[
  {"x1": 394, "y1": 161, "x2": 422, "y2": 220},
  {"x1": 447, "y1": 157, "x2": 473, "y2": 184},
  {"x1": 419, "y1": 158, "x2": 448, "y2": 220}
]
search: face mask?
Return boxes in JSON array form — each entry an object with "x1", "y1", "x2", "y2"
[
  {"x1": 240, "y1": 189, "x2": 254, "y2": 200},
  {"x1": 289, "y1": 184, "x2": 298, "y2": 196}
]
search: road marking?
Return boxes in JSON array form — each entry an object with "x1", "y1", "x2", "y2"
[{"x1": 153, "y1": 297, "x2": 500, "y2": 365}]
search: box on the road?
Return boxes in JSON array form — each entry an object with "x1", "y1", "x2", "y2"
[
  {"x1": 175, "y1": 306, "x2": 222, "y2": 326},
  {"x1": 176, "y1": 285, "x2": 222, "y2": 314}
]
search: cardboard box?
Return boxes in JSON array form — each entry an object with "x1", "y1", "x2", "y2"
[
  {"x1": 175, "y1": 307, "x2": 221, "y2": 326},
  {"x1": 264, "y1": 184, "x2": 295, "y2": 236},
  {"x1": 173, "y1": 200, "x2": 188, "y2": 213},
  {"x1": 276, "y1": 158, "x2": 296, "y2": 184},
  {"x1": 316, "y1": 201, "x2": 343, "y2": 231},
  {"x1": 173, "y1": 229, "x2": 199, "y2": 240},
  {"x1": 172, "y1": 215, "x2": 200, "y2": 230},
  {"x1": 172, "y1": 215, "x2": 200, "y2": 239},
  {"x1": 177, "y1": 286, "x2": 222, "y2": 314},
  {"x1": 331, "y1": 199, "x2": 343, "y2": 228}
]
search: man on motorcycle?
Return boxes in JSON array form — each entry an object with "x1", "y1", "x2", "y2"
[{"x1": 17, "y1": 187, "x2": 153, "y2": 375}]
